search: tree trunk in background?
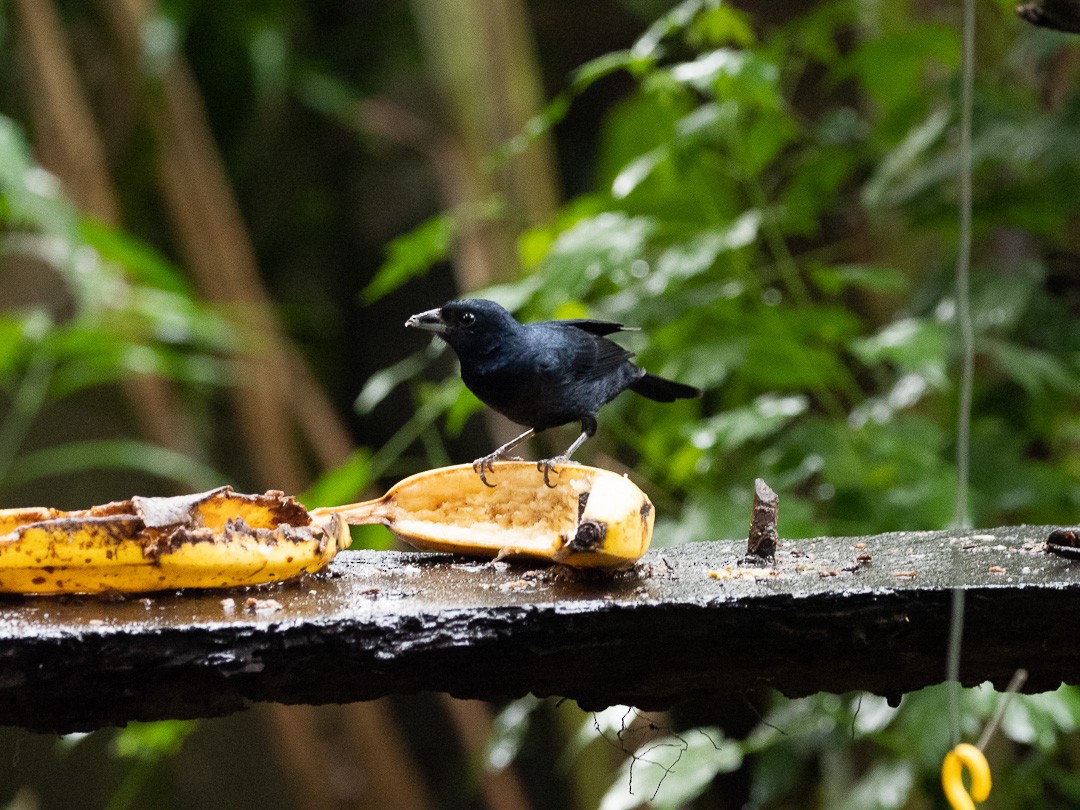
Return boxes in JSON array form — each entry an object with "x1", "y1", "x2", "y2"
[
  {"x1": 410, "y1": 0, "x2": 561, "y2": 291},
  {"x1": 98, "y1": 0, "x2": 357, "y2": 493},
  {"x1": 409, "y1": 4, "x2": 560, "y2": 809}
]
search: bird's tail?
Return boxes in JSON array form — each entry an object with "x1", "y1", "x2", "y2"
[{"x1": 629, "y1": 373, "x2": 702, "y2": 402}]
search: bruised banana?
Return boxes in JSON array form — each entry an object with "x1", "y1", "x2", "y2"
[
  {"x1": 311, "y1": 461, "x2": 653, "y2": 569},
  {"x1": 0, "y1": 487, "x2": 348, "y2": 594},
  {"x1": 0, "y1": 462, "x2": 652, "y2": 593}
]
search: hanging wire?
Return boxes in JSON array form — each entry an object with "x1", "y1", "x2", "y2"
[
  {"x1": 947, "y1": 0, "x2": 977, "y2": 748},
  {"x1": 954, "y1": 0, "x2": 976, "y2": 531},
  {"x1": 976, "y1": 669, "x2": 1028, "y2": 751}
]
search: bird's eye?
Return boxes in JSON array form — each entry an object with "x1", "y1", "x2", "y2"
[{"x1": 459, "y1": 312, "x2": 476, "y2": 327}]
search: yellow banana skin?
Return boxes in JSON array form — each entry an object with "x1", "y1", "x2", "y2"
[
  {"x1": 313, "y1": 462, "x2": 654, "y2": 569},
  {"x1": 0, "y1": 462, "x2": 652, "y2": 592},
  {"x1": 0, "y1": 487, "x2": 348, "y2": 594}
]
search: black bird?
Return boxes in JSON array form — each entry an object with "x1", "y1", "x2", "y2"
[
  {"x1": 1016, "y1": 0, "x2": 1080, "y2": 33},
  {"x1": 405, "y1": 299, "x2": 701, "y2": 486}
]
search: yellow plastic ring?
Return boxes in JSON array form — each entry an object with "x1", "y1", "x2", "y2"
[{"x1": 942, "y1": 743, "x2": 991, "y2": 810}]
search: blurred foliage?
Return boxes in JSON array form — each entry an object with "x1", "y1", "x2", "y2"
[
  {"x1": 105, "y1": 722, "x2": 200, "y2": 810},
  {"x1": 0, "y1": 115, "x2": 230, "y2": 495},
  {"x1": 375, "y1": 0, "x2": 1080, "y2": 547},
  {"x1": 1, "y1": 0, "x2": 1080, "y2": 807},
  {"x1": 364, "y1": 0, "x2": 1080, "y2": 806}
]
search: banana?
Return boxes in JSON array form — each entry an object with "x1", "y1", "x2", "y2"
[
  {"x1": 0, "y1": 487, "x2": 348, "y2": 594},
  {"x1": 0, "y1": 462, "x2": 652, "y2": 593},
  {"x1": 311, "y1": 462, "x2": 653, "y2": 569}
]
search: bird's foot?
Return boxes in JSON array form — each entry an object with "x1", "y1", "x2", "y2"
[
  {"x1": 470, "y1": 453, "x2": 529, "y2": 486},
  {"x1": 472, "y1": 454, "x2": 500, "y2": 487},
  {"x1": 472, "y1": 454, "x2": 528, "y2": 486},
  {"x1": 537, "y1": 455, "x2": 571, "y2": 488}
]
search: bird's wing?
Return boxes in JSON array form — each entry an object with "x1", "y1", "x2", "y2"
[
  {"x1": 576, "y1": 336, "x2": 636, "y2": 381},
  {"x1": 559, "y1": 319, "x2": 639, "y2": 337},
  {"x1": 531, "y1": 324, "x2": 630, "y2": 384}
]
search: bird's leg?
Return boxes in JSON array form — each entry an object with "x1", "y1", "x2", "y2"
[
  {"x1": 472, "y1": 428, "x2": 535, "y2": 487},
  {"x1": 537, "y1": 417, "x2": 596, "y2": 488}
]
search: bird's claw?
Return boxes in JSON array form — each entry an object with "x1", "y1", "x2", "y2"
[
  {"x1": 472, "y1": 455, "x2": 499, "y2": 487},
  {"x1": 473, "y1": 454, "x2": 567, "y2": 488},
  {"x1": 537, "y1": 456, "x2": 569, "y2": 488}
]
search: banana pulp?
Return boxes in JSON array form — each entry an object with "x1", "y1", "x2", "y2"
[{"x1": 312, "y1": 462, "x2": 654, "y2": 569}]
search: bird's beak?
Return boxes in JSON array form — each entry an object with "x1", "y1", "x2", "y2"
[{"x1": 405, "y1": 307, "x2": 447, "y2": 335}]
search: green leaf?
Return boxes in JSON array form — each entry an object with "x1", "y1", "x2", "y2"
[
  {"x1": 4, "y1": 440, "x2": 225, "y2": 491},
  {"x1": 571, "y1": 50, "x2": 646, "y2": 92},
  {"x1": 985, "y1": 339, "x2": 1080, "y2": 395},
  {"x1": 595, "y1": 93, "x2": 691, "y2": 195},
  {"x1": 484, "y1": 696, "x2": 543, "y2": 772},
  {"x1": 849, "y1": 317, "x2": 950, "y2": 374},
  {"x1": 654, "y1": 211, "x2": 760, "y2": 281},
  {"x1": 534, "y1": 212, "x2": 657, "y2": 307},
  {"x1": 673, "y1": 337, "x2": 748, "y2": 389},
  {"x1": 0, "y1": 315, "x2": 41, "y2": 380},
  {"x1": 740, "y1": 108, "x2": 797, "y2": 173},
  {"x1": 136, "y1": 293, "x2": 235, "y2": 352},
  {"x1": 744, "y1": 334, "x2": 849, "y2": 389},
  {"x1": 0, "y1": 114, "x2": 78, "y2": 241},
  {"x1": 632, "y1": 0, "x2": 710, "y2": 59},
  {"x1": 295, "y1": 67, "x2": 361, "y2": 126},
  {"x1": 970, "y1": 268, "x2": 1040, "y2": 335},
  {"x1": 517, "y1": 195, "x2": 607, "y2": 270},
  {"x1": 599, "y1": 728, "x2": 741, "y2": 810},
  {"x1": 546, "y1": 212, "x2": 655, "y2": 271},
  {"x1": 847, "y1": 372, "x2": 933, "y2": 428},
  {"x1": 248, "y1": 23, "x2": 290, "y2": 102},
  {"x1": 79, "y1": 219, "x2": 193, "y2": 296},
  {"x1": 670, "y1": 49, "x2": 779, "y2": 101},
  {"x1": 1003, "y1": 690, "x2": 1080, "y2": 750},
  {"x1": 564, "y1": 705, "x2": 634, "y2": 762},
  {"x1": 112, "y1": 720, "x2": 198, "y2": 762},
  {"x1": 833, "y1": 760, "x2": 915, "y2": 810},
  {"x1": 39, "y1": 316, "x2": 230, "y2": 395},
  {"x1": 355, "y1": 344, "x2": 443, "y2": 415},
  {"x1": 689, "y1": 394, "x2": 808, "y2": 452},
  {"x1": 811, "y1": 265, "x2": 909, "y2": 296},
  {"x1": 362, "y1": 215, "x2": 453, "y2": 303},
  {"x1": 843, "y1": 24, "x2": 960, "y2": 110},
  {"x1": 862, "y1": 108, "x2": 951, "y2": 209},
  {"x1": 851, "y1": 694, "x2": 901, "y2": 737},
  {"x1": 672, "y1": 101, "x2": 724, "y2": 145},
  {"x1": 783, "y1": 147, "x2": 859, "y2": 236},
  {"x1": 300, "y1": 449, "x2": 372, "y2": 508},
  {"x1": 495, "y1": 95, "x2": 573, "y2": 167},
  {"x1": 443, "y1": 381, "x2": 485, "y2": 436},
  {"x1": 612, "y1": 147, "x2": 667, "y2": 199},
  {"x1": 689, "y1": 5, "x2": 756, "y2": 48}
]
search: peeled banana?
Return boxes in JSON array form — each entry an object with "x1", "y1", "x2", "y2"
[
  {"x1": 0, "y1": 462, "x2": 652, "y2": 593},
  {"x1": 0, "y1": 487, "x2": 348, "y2": 594},
  {"x1": 311, "y1": 462, "x2": 653, "y2": 569}
]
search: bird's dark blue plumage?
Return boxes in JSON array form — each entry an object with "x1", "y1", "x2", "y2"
[{"x1": 405, "y1": 299, "x2": 700, "y2": 485}]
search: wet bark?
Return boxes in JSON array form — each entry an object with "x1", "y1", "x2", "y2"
[{"x1": 0, "y1": 524, "x2": 1075, "y2": 732}]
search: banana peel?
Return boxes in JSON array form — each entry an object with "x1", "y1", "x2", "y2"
[
  {"x1": 0, "y1": 487, "x2": 348, "y2": 594},
  {"x1": 310, "y1": 462, "x2": 654, "y2": 570},
  {"x1": 0, "y1": 462, "x2": 653, "y2": 593}
]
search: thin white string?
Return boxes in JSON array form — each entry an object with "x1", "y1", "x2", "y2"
[{"x1": 947, "y1": 0, "x2": 976, "y2": 748}]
